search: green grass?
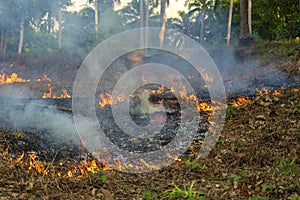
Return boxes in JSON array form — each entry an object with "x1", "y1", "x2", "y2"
[{"x1": 162, "y1": 181, "x2": 205, "y2": 200}]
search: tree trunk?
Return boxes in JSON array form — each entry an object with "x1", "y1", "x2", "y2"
[
  {"x1": 239, "y1": 0, "x2": 252, "y2": 46},
  {"x1": 200, "y1": 0, "x2": 206, "y2": 43},
  {"x1": 140, "y1": 0, "x2": 144, "y2": 48},
  {"x1": 18, "y1": 21, "x2": 24, "y2": 55},
  {"x1": 0, "y1": 25, "x2": 4, "y2": 53},
  {"x1": 3, "y1": 26, "x2": 9, "y2": 56},
  {"x1": 145, "y1": 0, "x2": 149, "y2": 54},
  {"x1": 248, "y1": 0, "x2": 252, "y2": 35},
  {"x1": 58, "y1": 9, "x2": 62, "y2": 49},
  {"x1": 94, "y1": 0, "x2": 99, "y2": 40},
  {"x1": 226, "y1": 0, "x2": 234, "y2": 46},
  {"x1": 159, "y1": 0, "x2": 167, "y2": 47}
]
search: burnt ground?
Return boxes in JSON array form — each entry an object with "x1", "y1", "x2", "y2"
[{"x1": 0, "y1": 87, "x2": 299, "y2": 199}]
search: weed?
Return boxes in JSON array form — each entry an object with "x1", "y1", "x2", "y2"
[
  {"x1": 230, "y1": 173, "x2": 242, "y2": 181},
  {"x1": 261, "y1": 183, "x2": 276, "y2": 191},
  {"x1": 143, "y1": 191, "x2": 158, "y2": 200},
  {"x1": 162, "y1": 181, "x2": 205, "y2": 200},
  {"x1": 216, "y1": 139, "x2": 226, "y2": 146},
  {"x1": 185, "y1": 161, "x2": 202, "y2": 169},
  {"x1": 233, "y1": 139, "x2": 241, "y2": 147},
  {"x1": 275, "y1": 159, "x2": 298, "y2": 175},
  {"x1": 251, "y1": 195, "x2": 269, "y2": 200},
  {"x1": 227, "y1": 106, "x2": 236, "y2": 118}
]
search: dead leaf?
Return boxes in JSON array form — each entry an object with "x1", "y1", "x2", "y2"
[
  {"x1": 255, "y1": 115, "x2": 266, "y2": 120},
  {"x1": 100, "y1": 188, "x2": 112, "y2": 200}
]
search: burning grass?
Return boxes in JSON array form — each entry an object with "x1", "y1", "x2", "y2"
[{"x1": 0, "y1": 87, "x2": 299, "y2": 199}]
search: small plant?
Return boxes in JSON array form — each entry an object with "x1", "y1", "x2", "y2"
[
  {"x1": 291, "y1": 196, "x2": 300, "y2": 200},
  {"x1": 87, "y1": 171, "x2": 108, "y2": 182},
  {"x1": 99, "y1": 175, "x2": 107, "y2": 182},
  {"x1": 233, "y1": 139, "x2": 241, "y2": 147},
  {"x1": 261, "y1": 183, "x2": 276, "y2": 191},
  {"x1": 230, "y1": 173, "x2": 242, "y2": 181},
  {"x1": 143, "y1": 191, "x2": 158, "y2": 200},
  {"x1": 251, "y1": 195, "x2": 269, "y2": 200},
  {"x1": 227, "y1": 106, "x2": 236, "y2": 118},
  {"x1": 162, "y1": 181, "x2": 205, "y2": 200},
  {"x1": 239, "y1": 169, "x2": 249, "y2": 176},
  {"x1": 275, "y1": 159, "x2": 298, "y2": 175},
  {"x1": 185, "y1": 161, "x2": 202, "y2": 169},
  {"x1": 216, "y1": 139, "x2": 225, "y2": 146}
]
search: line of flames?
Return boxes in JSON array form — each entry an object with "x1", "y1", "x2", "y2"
[
  {"x1": 2, "y1": 146, "x2": 184, "y2": 177},
  {"x1": 42, "y1": 84, "x2": 71, "y2": 99},
  {"x1": 2, "y1": 146, "x2": 108, "y2": 177},
  {"x1": 0, "y1": 72, "x2": 71, "y2": 99},
  {"x1": 0, "y1": 73, "x2": 30, "y2": 85}
]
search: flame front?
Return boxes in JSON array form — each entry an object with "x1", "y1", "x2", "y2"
[
  {"x1": 0, "y1": 73, "x2": 30, "y2": 85},
  {"x1": 43, "y1": 84, "x2": 71, "y2": 99},
  {"x1": 2, "y1": 146, "x2": 106, "y2": 177},
  {"x1": 230, "y1": 96, "x2": 250, "y2": 106}
]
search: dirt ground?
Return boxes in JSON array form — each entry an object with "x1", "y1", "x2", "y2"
[{"x1": 0, "y1": 87, "x2": 299, "y2": 200}]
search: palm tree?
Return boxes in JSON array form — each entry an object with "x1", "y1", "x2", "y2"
[
  {"x1": 226, "y1": 0, "x2": 233, "y2": 46},
  {"x1": 239, "y1": 0, "x2": 252, "y2": 46},
  {"x1": 185, "y1": 0, "x2": 213, "y2": 43},
  {"x1": 87, "y1": 0, "x2": 121, "y2": 40},
  {"x1": 158, "y1": 0, "x2": 170, "y2": 47},
  {"x1": 119, "y1": 0, "x2": 158, "y2": 28},
  {"x1": 248, "y1": 0, "x2": 252, "y2": 35}
]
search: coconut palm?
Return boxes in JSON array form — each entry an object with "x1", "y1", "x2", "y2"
[{"x1": 239, "y1": 0, "x2": 252, "y2": 45}]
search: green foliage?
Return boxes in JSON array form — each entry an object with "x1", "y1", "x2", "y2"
[
  {"x1": 87, "y1": 171, "x2": 107, "y2": 182},
  {"x1": 275, "y1": 159, "x2": 298, "y2": 175},
  {"x1": 99, "y1": 175, "x2": 108, "y2": 182},
  {"x1": 162, "y1": 181, "x2": 205, "y2": 200},
  {"x1": 261, "y1": 183, "x2": 276, "y2": 192},
  {"x1": 142, "y1": 191, "x2": 158, "y2": 200},
  {"x1": 233, "y1": 139, "x2": 241, "y2": 147},
  {"x1": 216, "y1": 139, "x2": 226, "y2": 146},
  {"x1": 291, "y1": 197, "x2": 300, "y2": 200},
  {"x1": 230, "y1": 173, "x2": 242, "y2": 182},
  {"x1": 252, "y1": 0, "x2": 300, "y2": 40},
  {"x1": 226, "y1": 106, "x2": 236, "y2": 118},
  {"x1": 185, "y1": 161, "x2": 202, "y2": 169},
  {"x1": 251, "y1": 195, "x2": 269, "y2": 200}
]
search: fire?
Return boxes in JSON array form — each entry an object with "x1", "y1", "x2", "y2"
[
  {"x1": 256, "y1": 88, "x2": 281, "y2": 96},
  {"x1": 179, "y1": 92, "x2": 197, "y2": 101},
  {"x1": 197, "y1": 101, "x2": 213, "y2": 112},
  {"x1": 150, "y1": 84, "x2": 165, "y2": 94},
  {"x1": 98, "y1": 92, "x2": 125, "y2": 108},
  {"x1": 230, "y1": 96, "x2": 250, "y2": 106},
  {"x1": 35, "y1": 74, "x2": 52, "y2": 82},
  {"x1": 0, "y1": 73, "x2": 30, "y2": 85},
  {"x1": 43, "y1": 84, "x2": 71, "y2": 98},
  {"x1": 28, "y1": 152, "x2": 49, "y2": 175},
  {"x1": 2, "y1": 146, "x2": 106, "y2": 177},
  {"x1": 99, "y1": 93, "x2": 113, "y2": 108},
  {"x1": 272, "y1": 90, "x2": 281, "y2": 96}
]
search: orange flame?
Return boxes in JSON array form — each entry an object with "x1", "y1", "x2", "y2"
[
  {"x1": 28, "y1": 152, "x2": 49, "y2": 175},
  {"x1": 35, "y1": 74, "x2": 52, "y2": 82},
  {"x1": 98, "y1": 92, "x2": 126, "y2": 108},
  {"x1": 230, "y1": 97, "x2": 250, "y2": 106},
  {"x1": 0, "y1": 73, "x2": 30, "y2": 85},
  {"x1": 197, "y1": 101, "x2": 213, "y2": 112},
  {"x1": 99, "y1": 93, "x2": 113, "y2": 108},
  {"x1": 43, "y1": 84, "x2": 71, "y2": 99},
  {"x1": 2, "y1": 146, "x2": 108, "y2": 177}
]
